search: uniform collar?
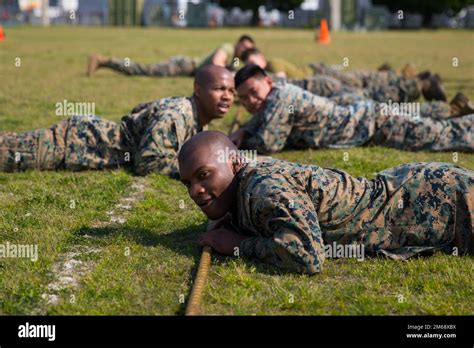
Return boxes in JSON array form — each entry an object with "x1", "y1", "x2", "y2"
[
  {"x1": 256, "y1": 86, "x2": 279, "y2": 118},
  {"x1": 189, "y1": 95, "x2": 207, "y2": 132}
]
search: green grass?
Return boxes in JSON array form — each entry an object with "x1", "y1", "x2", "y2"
[{"x1": 0, "y1": 26, "x2": 473, "y2": 315}]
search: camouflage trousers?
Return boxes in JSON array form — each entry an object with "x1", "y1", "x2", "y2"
[
  {"x1": 309, "y1": 62, "x2": 365, "y2": 87},
  {"x1": 0, "y1": 115, "x2": 132, "y2": 172},
  {"x1": 287, "y1": 75, "x2": 344, "y2": 98},
  {"x1": 293, "y1": 100, "x2": 474, "y2": 152},
  {"x1": 335, "y1": 162, "x2": 474, "y2": 259},
  {"x1": 306, "y1": 63, "x2": 420, "y2": 103},
  {"x1": 372, "y1": 110, "x2": 474, "y2": 152},
  {"x1": 305, "y1": 77, "x2": 419, "y2": 104},
  {"x1": 104, "y1": 55, "x2": 198, "y2": 76},
  {"x1": 326, "y1": 94, "x2": 453, "y2": 120}
]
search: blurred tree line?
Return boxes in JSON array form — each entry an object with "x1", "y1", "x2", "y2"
[
  {"x1": 214, "y1": 0, "x2": 304, "y2": 25},
  {"x1": 214, "y1": 0, "x2": 474, "y2": 27},
  {"x1": 373, "y1": 0, "x2": 474, "y2": 25}
]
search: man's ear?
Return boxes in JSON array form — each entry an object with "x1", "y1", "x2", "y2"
[
  {"x1": 231, "y1": 161, "x2": 240, "y2": 174},
  {"x1": 264, "y1": 76, "x2": 273, "y2": 88},
  {"x1": 231, "y1": 153, "x2": 244, "y2": 174}
]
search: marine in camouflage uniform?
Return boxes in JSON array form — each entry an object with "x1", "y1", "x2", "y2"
[
  {"x1": 104, "y1": 55, "x2": 199, "y2": 77},
  {"x1": 242, "y1": 52, "x2": 422, "y2": 103},
  {"x1": 239, "y1": 82, "x2": 474, "y2": 153},
  {"x1": 0, "y1": 97, "x2": 204, "y2": 178},
  {"x1": 287, "y1": 79, "x2": 454, "y2": 117},
  {"x1": 93, "y1": 43, "x2": 236, "y2": 77},
  {"x1": 260, "y1": 63, "x2": 419, "y2": 104},
  {"x1": 306, "y1": 62, "x2": 453, "y2": 103},
  {"x1": 286, "y1": 73, "x2": 420, "y2": 104},
  {"x1": 309, "y1": 62, "x2": 404, "y2": 89},
  {"x1": 234, "y1": 157, "x2": 474, "y2": 274}
]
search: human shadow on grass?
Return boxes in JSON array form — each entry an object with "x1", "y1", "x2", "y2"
[
  {"x1": 75, "y1": 223, "x2": 206, "y2": 259},
  {"x1": 75, "y1": 222, "x2": 212, "y2": 314},
  {"x1": 74, "y1": 223, "x2": 302, "y2": 314},
  {"x1": 75, "y1": 224, "x2": 443, "y2": 271},
  {"x1": 76, "y1": 223, "x2": 309, "y2": 272}
]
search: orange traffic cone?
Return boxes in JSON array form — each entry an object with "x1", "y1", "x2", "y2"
[
  {"x1": 318, "y1": 19, "x2": 330, "y2": 45},
  {"x1": 0, "y1": 26, "x2": 4, "y2": 42}
]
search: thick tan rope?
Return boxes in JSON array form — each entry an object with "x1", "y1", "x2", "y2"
[
  {"x1": 185, "y1": 108, "x2": 243, "y2": 315},
  {"x1": 185, "y1": 246, "x2": 212, "y2": 315}
]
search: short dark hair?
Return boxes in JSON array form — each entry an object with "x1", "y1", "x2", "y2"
[
  {"x1": 237, "y1": 34, "x2": 255, "y2": 44},
  {"x1": 241, "y1": 47, "x2": 261, "y2": 62},
  {"x1": 235, "y1": 64, "x2": 267, "y2": 88}
]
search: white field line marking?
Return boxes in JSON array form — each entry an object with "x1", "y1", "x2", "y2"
[{"x1": 41, "y1": 176, "x2": 149, "y2": 305}]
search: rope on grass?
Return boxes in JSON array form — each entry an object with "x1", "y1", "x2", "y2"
[
  {"x1": 185, "y1": 246, "x2": 212, "y2": 315},
  {"x1": 185, "y1": 111, "x2": 242, "y2": 315}
]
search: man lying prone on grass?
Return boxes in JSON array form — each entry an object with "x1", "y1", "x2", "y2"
[{"x1": 178, "y1": 131, "x2": 474, "y2": 275}]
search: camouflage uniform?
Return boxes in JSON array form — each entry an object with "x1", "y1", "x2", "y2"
[
  {"x1": 102, "y1": 43, "x2": 235, "y2": 77},
  {"x1": 307, "y1": 62, "x2": 421, "y2": 102},
  {"x1": 0, "y1": 97, "x2": 204, "y2": 177},
  {"x1": 316, "y1": 88, "x2": 452, "y2": 118},
  {"x1": 233, "y1": 158, "x2": 474, "y2": 274},
  {"x1": 286, "y1": 72, "x2": 420, "y2": 103},
  {"x1": 104, "y1": 55, "x2": 198, "y2": 77},
  {"x1": 283, "y1": 75, "x2": 344, "y2": 98},
  {"x1": 240, "y1": 83, "x2": 473, "y2": 153},
  {"x1": 309, "y1": 62, "x2": 382, "y2": 88}
]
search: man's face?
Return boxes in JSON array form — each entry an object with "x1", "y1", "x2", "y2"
[
  {"x1": 245, "y1": 53, "x2": 267, "y2": 70},
  {"x1": 180, "y1": 147, "x2": 236, "y2": 220},
  {"x1": 235, "y1": 39, "x2": 255, "y2": 59},
  {"x1": 237, "y1": 75, "x2": 273, "y2": 114},
  {"x1": 195, "y1": 74, "x2": 235, "y2": 119}
]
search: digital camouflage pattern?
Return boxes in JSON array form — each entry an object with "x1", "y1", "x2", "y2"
[
  {"x1": 284, "y1": 75, "x2": 344, "y2": 98},
  {"x1": 104, "y1": 55, "x2": 198, "y2": 76},
  {"x1": 307, "y1": 62, "x2": 421, "y2": 102},
  {"x1": 286, "y1": 71, "x2": 419, "y2": 103},
  {"x1": 298, "y1": 86, "x2": 453, "y2": 118},
  {"x1": 309, "y1": 62, "x2": 365, "y2": 87},
  {"x1": 103, "y1": 43, "x2": 235, "y2": 76},
  {"x1": 0, "y1": 96, "x2": 204, "y2": 178},
  {"x1": 419, "y1": 100, "x2": 452, "y2": 120},
  {"x1": 234, "y1": 158, "x2": 474, "y2": 275},
  {"x1": 309, "y1": 62, "x2": 391, "y2": 88},
  {"x1": 286, "y1": 74, "x2": 406, "y2": 103},
  {"x1": 240, "y1": 83, "x2": 474, "y2": 153}
]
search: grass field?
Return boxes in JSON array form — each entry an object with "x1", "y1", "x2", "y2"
[{"x1": 0, "y1": 26, "x2": 473, "y2": 315}]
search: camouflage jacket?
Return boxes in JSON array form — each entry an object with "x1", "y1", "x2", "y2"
[
  {"x1": 241, "y1": 82, "x2": 376, "y2": 154},
  {"x1": 120, "y1": 96, "x2": 204, "y2": 177},
  {"x1": 233, "y1": 158, "x2": 473, "y2": 275}
]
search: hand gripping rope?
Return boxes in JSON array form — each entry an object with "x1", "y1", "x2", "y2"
[{"x1": 184, "y1": 108, "x2": 243, "y2": 315}]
